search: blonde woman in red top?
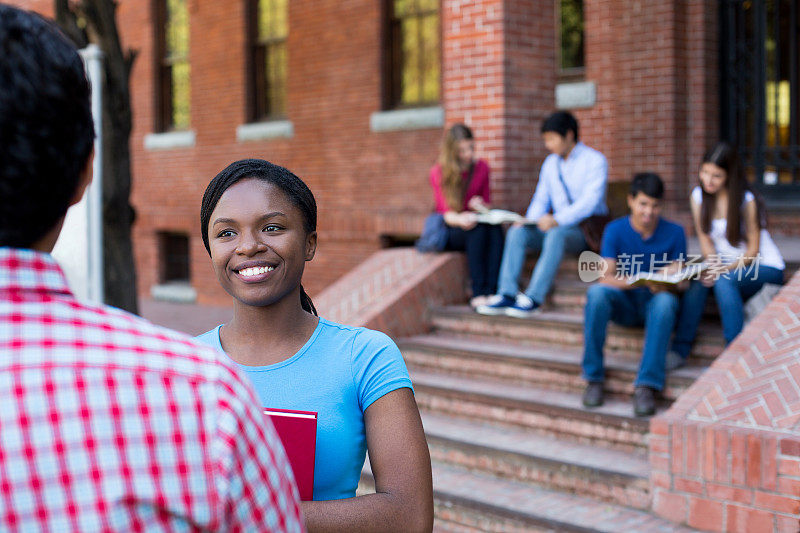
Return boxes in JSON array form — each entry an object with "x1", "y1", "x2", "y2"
[{"x1": 429, "y1": 124, "x2": 504, "y2": 308}]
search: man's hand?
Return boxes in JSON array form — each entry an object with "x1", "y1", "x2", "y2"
[
  {"x1": 537, "y1": 214, "x2": 558, "y2": 232},
  {"x1": 644, "y1": 281, "x2": 670, "y2": 294}
]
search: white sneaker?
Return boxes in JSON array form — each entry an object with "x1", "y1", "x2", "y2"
[
  {"x1": 475, "y1": 294, "x2": 516, "y2": 315},
  {"x1": 504, "y1": 294, "x2": 542, "y2": 318}
]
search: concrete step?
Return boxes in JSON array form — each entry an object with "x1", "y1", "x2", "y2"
[
  {"x1": 360, "y1": 460, "x2": 697, "y2": 533},
  {"x1": 411, "y1": 370, "x2": 652, "y2": 453},
  {"x1": 522, "y1": 254, "x2": 798, "y2": 284},
  {"x1": 400, "y1": 334, "x2": 707, "y2": 402},
  {"x1": 430, "y1": 305, "x2": 725, "y2": 363},
  {"x1": 421, "y1": 411, "x2": 651, "y2": 509}
]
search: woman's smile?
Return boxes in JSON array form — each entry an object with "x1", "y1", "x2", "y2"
[{"x1": 233, "y1": 262, "x2": 276, "y2": 282}]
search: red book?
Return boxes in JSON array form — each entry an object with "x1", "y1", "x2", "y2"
[{"x1": 263, "y1": 408, "x2": 317, "y2": 501}]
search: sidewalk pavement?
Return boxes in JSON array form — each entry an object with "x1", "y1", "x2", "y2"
[
  {"x1": 140, "y1": 236, "x2": 800, "y2": 337},
  {"x1": 139, "y1": 298, "x2": 232, "y2": 336}
]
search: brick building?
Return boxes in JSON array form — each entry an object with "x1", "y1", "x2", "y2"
[{"x1": 12, "y1": 0, "x2": 800, "y2": 305}]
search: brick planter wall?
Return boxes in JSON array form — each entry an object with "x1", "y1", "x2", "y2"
[
  {"x1": 650, "y1": 271, "x2": 800, "y2": 532},
  {"x1": 314, "y1": 248, "x2": 467, "y2": 339}
]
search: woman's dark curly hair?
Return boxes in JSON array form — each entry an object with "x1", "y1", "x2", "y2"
[{"x1": 200, "y1": 158, "x2": 318, "y2": 315}]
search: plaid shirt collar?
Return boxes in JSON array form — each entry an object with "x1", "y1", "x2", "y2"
[{"x1": 0, "y1": 247, "x2": 72, "y2": 296}]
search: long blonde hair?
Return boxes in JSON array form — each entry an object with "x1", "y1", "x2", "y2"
[{"x1": 439, "y1": 124, "x2": 474, "y2": 211}]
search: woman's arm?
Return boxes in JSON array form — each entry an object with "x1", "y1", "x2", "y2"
[
  {"x1": 724, "y1": 199, "x2": 760, "y2": 270},
  {"x1": 300, "y1": 388, "x2": 433, "y2": 532},
  {"x1": 469, "y1": 160, "x2": 491, "y2": 211},
  {"x1": 690, "y1": 196, "x2": 717, "y2": 260}
]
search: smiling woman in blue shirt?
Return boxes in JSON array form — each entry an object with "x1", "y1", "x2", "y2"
[{"x1": 196, "y1": 159, "x2": 433, "y2": 533}]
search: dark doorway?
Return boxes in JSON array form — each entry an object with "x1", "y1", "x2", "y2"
[{"x1": 720, "y1": 0, "x2": 800, "y2": 205}]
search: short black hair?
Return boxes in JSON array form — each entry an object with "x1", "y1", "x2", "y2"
[
  {"x1": 541, "y1": 111, "x2": 579, "y2": 141},
  {"x1": 629, "y1": 172, "x2": 664, "y2": 200},
  {"x1": 0, "y1": 6, "x2": 94, "y2": 248}
]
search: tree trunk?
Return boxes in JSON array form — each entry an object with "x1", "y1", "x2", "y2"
[{"x1": 54, "y1": 0, "x2": 139, "y2": 314}]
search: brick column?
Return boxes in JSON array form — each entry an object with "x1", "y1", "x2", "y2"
[{"x1": 442, "y1": 0, "x2": 555, "y2": 213}]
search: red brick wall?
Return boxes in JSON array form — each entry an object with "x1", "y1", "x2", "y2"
[
  {"x1": 577, "y1": 0, "x2": 718, "y2": 216},
  {"x1": 11, "y1": 0, "x2": 799, "y2": 306},
  {"x1": 651, "y1": 271, "x2": 800, "y2": 532},
  {"x1": 125, "y1": 0, "x2": 445, "y2": 305},
  {"x1": 442, "y1": 0, "x2": 554, "y2": 214}
]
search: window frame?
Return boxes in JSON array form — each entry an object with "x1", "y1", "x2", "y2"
[
  {"x1": 157, "y1": 232, "x2": 191, "y2": 284},
  {"x1": 246, "y1": 0, "x2": 289, "y2": 123},
  {"x1": 153, "y1": 0, "x2": 190, "y2": 132},
  {"x1": 382, "y1": 0, "x2": 442, "y2": 110},
  {"x1": 557, "y1": 0, "x2": 586, "y2": 82}
]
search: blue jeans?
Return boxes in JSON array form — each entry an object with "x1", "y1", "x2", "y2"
[
  {"x1": 496, "y1": 224, "x2": 586, "y2": 304},
  {"x1": 672, "y1": 265, "x2": 784, "y2": 355},
  {"x1": 582, "y1": 284, "x2": 679, "y2": 390}
]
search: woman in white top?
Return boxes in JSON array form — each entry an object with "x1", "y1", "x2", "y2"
[{"x1": 670, "y1": 142, "x2": 784, "y2": 367}]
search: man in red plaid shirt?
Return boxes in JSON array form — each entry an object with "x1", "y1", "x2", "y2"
[{"x1": 0, "y1": 6, "x2": 304, "y2": 531}]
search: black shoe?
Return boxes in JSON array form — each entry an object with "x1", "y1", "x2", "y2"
[
  {"x1": 665, "y1": 350, "x2": 687, "y2": 371},
  {"x1": 582, "y1": 382, "x2": 604, "y2": 408},
  {"x1": 633, "y1": 386, "x2": 657, "y2": 417}
]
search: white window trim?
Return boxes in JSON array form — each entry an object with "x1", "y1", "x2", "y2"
[
  {"x1": 144, "y1": 130, "x2": 196, "y2": 150},
  {"x1": 236, "y1": 120, "x2": 294, "y2": 142},
  {"x1": 555, "y1": 81, "x2": 596, "y2": 110},
  {"x1": 370, "y1": 106, "x2": 444, "y2": 132}
]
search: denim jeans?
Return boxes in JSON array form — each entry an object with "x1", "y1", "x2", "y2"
[
  {"x1": 446, "y1": 223, "x2": 505, "y2": 297},
  {"x1": 582, "y1": 284, "x2": 679, "y2": 390},
  {"x1": 496, "y1": 224, "x2": 586, "y2": 304},
  {"x1": 672, "y1": 265, "x2": 784, "y2": 355}
]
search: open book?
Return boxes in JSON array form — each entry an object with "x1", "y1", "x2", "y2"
[
  {"x1": 627, "y1": 262, "x2": 709, "y2": 287},
  {"x1": 264, "y1": 408, "x2": 318, "y2": 501},
  {"x1": 475, "y1": 209, "x2": 534, "y2": 225}
]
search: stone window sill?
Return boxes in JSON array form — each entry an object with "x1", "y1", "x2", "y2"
[
  {"x1": 144, "y1": 130, "x2": 196, "y2": 150},
  {"x1": 555, "y1": 81, "x2": 596, "y2": 110},
  {"x1": 236, "y1": 120, "x2": 294, "y2": 142},
  {"x1": 370, "y1": 106, "x2": 444, "y2": 132}
]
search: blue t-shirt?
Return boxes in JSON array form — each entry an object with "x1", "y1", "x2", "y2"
[
  {"x1": 600, "y1": 216, "x2": 687, "y2": 280},
  {"x1": 195, "y1": 318, "x2": 413, "y2": 501}
]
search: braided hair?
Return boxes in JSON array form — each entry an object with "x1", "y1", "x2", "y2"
[{"x1": 200, "y1": 159, "x2": 318, "y2": 315}]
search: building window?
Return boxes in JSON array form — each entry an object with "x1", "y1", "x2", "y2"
[
  {"x1": 158, "y1": 232, "x2": 190, "y2": 283},
  {"x1": 155, "y1": 0, "x2": 191, "y2": 131},
  {"x1": 385, "y1": 0, "x2": 440, "y2": 109},
  {"x1": 559, "y1": 0, "x2": 584, "y2": 74},
  {"x1": 248, "y1": 0, "x2": 288, "y2": 121}
]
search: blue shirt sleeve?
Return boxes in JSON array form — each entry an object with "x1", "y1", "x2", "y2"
[
  {"x1": 525, "y1": 159, "x2": 553, "y2": 221},
  {"x1": 600, "y1": 220, "x2": 620, "y2": 259},
  {"x1": 350, "y1": 329, "x2": 414, "y2": 412}
]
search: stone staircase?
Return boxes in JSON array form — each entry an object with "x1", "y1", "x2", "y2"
[
  {"x1": 365, "y1": 258, "x2": 732, "y2": 532},
  {"x1": 353, "y1": 253, "x2": 799, "y2": 531}
]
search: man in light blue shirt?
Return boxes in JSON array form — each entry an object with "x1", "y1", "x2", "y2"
[{"x1": 478, "y1": 111, "x2": 608, "y2": 317}]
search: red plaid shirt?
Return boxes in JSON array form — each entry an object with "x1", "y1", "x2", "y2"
[{"x1": 0, "y1": 249, "x2": 304, "y2": 532}]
